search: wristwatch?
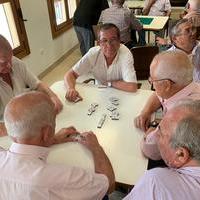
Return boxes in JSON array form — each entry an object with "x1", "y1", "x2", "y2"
[{"x1": 107, "y1": 81, "x2": 112, "y2": 87}]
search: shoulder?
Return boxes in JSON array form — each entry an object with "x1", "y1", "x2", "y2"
[{"x1": 12, "y1": 56, "x2": 27, "y2": 71}]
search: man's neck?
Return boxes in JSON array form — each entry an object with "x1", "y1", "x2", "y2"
[
  {"x1": 105, "y1": 54, "x2": 117, "y2": 67},
  {"x1": 175, "y1": 42, "x2": 196, "y2": 55}
]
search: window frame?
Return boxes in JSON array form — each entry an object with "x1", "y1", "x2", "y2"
[
  {"x1": 47, "y1": 0, "x2": 79, "y2": 38},
  {"x1": 0, "y1": 0, "x2": 30, "y2": 58}
]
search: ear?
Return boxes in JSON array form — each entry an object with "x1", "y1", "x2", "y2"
[
  {"x1": 172, "y1": 36, "x2": 178, "y2": 44},
  {"x1": 174, "y1": 147, "x2": 190, "y2": 167},
  {"x1": 97, "y1": 40, "x2": 100, "y2": 46}
]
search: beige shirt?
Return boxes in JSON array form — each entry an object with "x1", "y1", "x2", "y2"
[
  {"x1": 0, "y1": 143, "x2": 109, "y2": 200},
  {"x1": 0, "y1": 56, "x2": 40, "y2": 121}
]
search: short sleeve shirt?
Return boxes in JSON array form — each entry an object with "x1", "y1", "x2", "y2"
[
  {"x1": 0, "y1": 57, "x2": 40, "y2": 121},
  {"x1": 73, "y1": 44, "x2": 137, "y2": 84}
]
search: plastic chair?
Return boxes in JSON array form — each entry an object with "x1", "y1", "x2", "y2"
[{"x1": 131, "y1": 45, "x2": 159, "y2": 80}]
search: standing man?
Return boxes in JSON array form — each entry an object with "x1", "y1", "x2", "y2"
[
  {"x1": 73, "y1": 0, "x2": 109, "y2": 56},
  {"x1": 64, "y1": 23, "x2": 138, "y2": 102},
  {"x1": 0, "y1": 35, "x2": 63, "y2": 136},
  {"x1": 1, "y1": 91, "x2": 115, "y2": 199},
  {"x1": 99, "y1": 0, "x2": 143, "y2": 48}
]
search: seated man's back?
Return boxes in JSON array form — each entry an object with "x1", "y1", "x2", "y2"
[{"x1": 0, "y1": 144, "x2": 108, "y2": 200}]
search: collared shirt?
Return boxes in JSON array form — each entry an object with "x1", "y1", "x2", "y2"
[
  {"x1": 0, "y1": 143, "x2": 108, "y2": 200},
  {"x1": 168, "y1": 42, "x2": 200, "y2": 83},
  {"x1": 99, "y1": 5, "x2": 142, "y2": 43},
  {"x1": 141, "y1": 82, "x2": 200, "y2": 160},
  {"x1": 73, "y1": 44, "x2": 137, "y2": 84},
  {"x1": 144, "y1": 0, "x2": 171, "y2": 16},
  {"x1": 0, "y1": 56, "x2": 40, "y2": 121},
  {"x1": 123, "y1": 166, "x2": 200, "y2": 200}
]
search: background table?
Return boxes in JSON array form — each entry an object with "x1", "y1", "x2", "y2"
[{"x1": 0, "y1": 81, "x2": 153, "y2": 185}]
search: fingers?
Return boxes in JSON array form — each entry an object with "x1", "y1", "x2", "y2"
[
  {"x1": 134, "y1": 115, "x2": 149, "y2": 132},
  {"x1": 65, "y1": 89, "x2": 82, "y2": 102}
]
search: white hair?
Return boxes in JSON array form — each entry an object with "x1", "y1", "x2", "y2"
[
  {"x1": 4, "y1": 92, "x2": 55, "y2": 139},
  {"x1": 153, "y1": 51, "x2": 193, "y2": 85}
]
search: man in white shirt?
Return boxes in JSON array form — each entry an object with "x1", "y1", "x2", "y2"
[
  {"x1": 0, "y1": 91, "x2": 115, "y2": 200},
  {"x1": 64, "y1": 23, "x2": 137, "y2": 102},
  {"x1": 124, "y1": 100, "x2": 200, "y2": 200},
  {"x1": 0, "y1": 35, "x2": 63, "y2": 136}
]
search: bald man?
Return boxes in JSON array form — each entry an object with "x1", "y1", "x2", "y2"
[
  {"x1": 0, "y1": 35, "x2": 63, "y2": 136},
  {"x1": 1, "y1": 91, "x2": 115, "y2": 199},
  {"x1": 134, "y1": 51, "x2": 200, "y2": 160}
]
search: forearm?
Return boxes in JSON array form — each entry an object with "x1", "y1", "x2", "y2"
[
  {"x1": 36, "y1": 82, "x2": 57, "y2": 98},
  {"x1": 64, "y1": 70, "x2": 77, "y2": 90},
  {"x1": 111, "y1": 81, "x2": 138, "y2": 92},
  {"x1": 141, "y1": 93, "x2": 162, "y2": 115},
  {"x1": 92, "y1": 146, "x2": 115, "y2": 193}
]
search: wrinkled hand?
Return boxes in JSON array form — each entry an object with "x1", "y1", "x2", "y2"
[
  {"x1": 0, "y1": 123, "x2": 7, "y2": 137},
  {"x1": 65, "y1": 88, "x2": 82, "y2": 102},
  {"x1": 53, "y1": 126, "x2": 79, "y2": 144},
  {"x1": 134, "y1": 113, "x2": 151, "y2": 132},
  {"x1": 51, "y1": 96, "x2": 63, "y2": 114},
  {"x1": 156, "y1": 37, "x2": 167, "y2": 45},
  {"x1": 78, "y1": 131, "x2": 101, "y2": 152}
]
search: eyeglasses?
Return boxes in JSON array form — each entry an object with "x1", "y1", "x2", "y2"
[
  {"x1": 99, "y1": 38, "x2": 119, "y2": 46},
  {"x1": 148, "y1": 77, "x2": 175, "y2": 85}
]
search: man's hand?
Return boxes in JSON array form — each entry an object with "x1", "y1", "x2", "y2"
[
  {"x1": 65, "y1": 88, "x2": 83, "y2": 102},
  {"x1": 156, "y1": 37, "x2": 168, "y2": 45},
  {"x1": 50, "y1": 96, "x2": 63, "y2": 114},
  {"x1": 134, "y1": 113, "x2": 151, "y2": 132},
  {"x1": 0, "y1": 123, "x2": 7, "y2": 137},
  {"x1": 78, "y1": 131, "x2": 101, "y2": 152},
  {"x1": 53, "y1": 126, "x2": 79, "y2": 144}
]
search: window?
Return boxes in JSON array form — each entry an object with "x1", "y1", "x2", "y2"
[
  {"x1": 0, "y1": 0, "x2": 30, "y2": 58},
  {"x1": 47, "y1": 0, "x2": 78, "y2": 38}
]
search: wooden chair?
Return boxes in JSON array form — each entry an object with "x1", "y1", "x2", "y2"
[{"x1": 131, "y1": 45, "x2": 159, "y2": 80}]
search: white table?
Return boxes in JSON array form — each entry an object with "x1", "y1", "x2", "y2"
[
  {"x1": 0, "y1": 81, "x2": 153, "y2": 185},
  {"x1": 126, "y1": 0, "x2": 145, "y2": 10}
]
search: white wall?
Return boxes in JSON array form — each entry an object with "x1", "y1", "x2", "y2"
[{"x1": 19, "y1": 0, "x2": 78, "y2": 76}]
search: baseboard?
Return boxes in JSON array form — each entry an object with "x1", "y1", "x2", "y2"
[{"x1": 38, "y1": 44, "x2": 79, "y2": 79}]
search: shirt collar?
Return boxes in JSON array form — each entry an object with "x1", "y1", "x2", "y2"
[{"x1": 9, "y1": 142, "x2": 50, "y2": 161}]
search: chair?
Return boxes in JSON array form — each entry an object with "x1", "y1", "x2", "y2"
[{"x1": 131, "y1": 45, "x2": 159, "y2": 80}]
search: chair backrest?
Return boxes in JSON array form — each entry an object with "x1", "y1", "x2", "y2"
[{"x1": 131, "y1": 46, "x2": 159, "y2": 80}]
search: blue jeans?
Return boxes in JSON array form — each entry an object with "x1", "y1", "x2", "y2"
[{"x1": 74, "y1": 26, "x2": 94, "y2": 56}]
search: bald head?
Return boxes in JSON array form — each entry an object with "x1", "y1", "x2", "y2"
[
  {"x1": 4, "y1": 91, "x2": 56, "y2": 139},
  {"x1": 0, "y1": 35, "x2": 12, "y2": 56},
  {"x1": 150, "y1": 51, "x2": 193, "y2": 86}
]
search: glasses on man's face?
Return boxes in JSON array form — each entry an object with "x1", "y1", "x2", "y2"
[
  {"x1": 148, "y1": 77, "x2": 175, "y2": 85},
  {"x1": 99, "y1": 38, "x2": 119, "y2": 46}
]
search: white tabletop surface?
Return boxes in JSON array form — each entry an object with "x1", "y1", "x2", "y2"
[
  {"x1": 0, "y1": 81, "x2": 153, "y2": 185},
  {"x1": 136, "y1": 15, "x2": 169, "y2": 31}
]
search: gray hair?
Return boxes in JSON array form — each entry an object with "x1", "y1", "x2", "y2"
[
  {"x1": 4, "y1": 92, "x2": 55, "y2": 139},
  {"x1": 170, "y1": 100, "x2": 200, "y2": 162},
  {"x1": 153, "y1": 51, "x2": 193, "y2": 85}
]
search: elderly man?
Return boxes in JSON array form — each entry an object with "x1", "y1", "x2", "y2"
[
  {"x1": 64, "y1": 23, "x2": 137, "y2": 102},
  {"x1": 125, "y1": 100, "x2": 200, "y2": 200},
  {"x1": 0, "y1": 35, "x2": 63, "y2": 136},
  {"x1": 98, "y1": 0, "x2": 142, "y2": 47},
  {"x1": 1, "y1": 91, "x2": 115, "y2": 199},
  {"x1": 134, "y1": 51, "x2": 200, "y2": 160},
  {"x1": 167, "y1": 19, "x2": 200, "y2": 82}
]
